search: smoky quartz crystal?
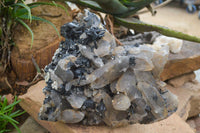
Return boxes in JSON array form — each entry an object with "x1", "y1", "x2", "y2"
[{"x1": 39, "y1": 10, "x2": 178, "y2": 127}]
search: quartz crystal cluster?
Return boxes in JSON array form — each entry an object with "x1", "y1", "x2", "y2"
[{"x1": 39, "y1": 10, "x2": 179, "y2": 127}]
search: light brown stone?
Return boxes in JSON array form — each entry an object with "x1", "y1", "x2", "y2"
[
  {"x1": 160, "y1": 41, "x2": 200, "y2": 81},
  {"x1": 194, "y1": 117, "x2": 200, "y2": 131},
  {"x1": 186, "y1": 116, "x2": 200, "y2": 133},
  {"x1": 19, "y1": 81, "x2": 195, "y2": 133},
  {"x1": 167, "y1": 84, "x2": 192, "y2": 120},
  {"x1": 167, "y1": 76, "x2": 200, "y2": 119},
  {"x1": 189, "y1": 95, "x2": 200, "y2": 118},
  {"x1": 182, "y1": 82, "x2": 200, "y2": 118},
  {"x1": 187, "y1": 119, "x2": 196, "y2": 131},
  {"x1": 168, "y1": 72, "x2": 195, "y2": 88},
  {"x1": 5, "y1": 93, "x2": 14, "y2": 105},
  {"x1": 11, "y1": 117, "x2": 48, "y2": 133}
]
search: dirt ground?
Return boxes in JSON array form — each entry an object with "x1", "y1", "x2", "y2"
[{"x1": 140, "y1": 2, "x2": 200, "y2": 37}]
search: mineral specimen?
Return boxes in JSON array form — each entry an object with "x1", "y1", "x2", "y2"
[{"x1": 39, "y1": 10, "x2": 179, "y2": 127}]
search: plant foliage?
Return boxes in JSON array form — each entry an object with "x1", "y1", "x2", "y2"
[
  {"x1": 0, "y1": 0, "x2": 68, "y2": 75},
  {"x1": 65, "y1": 0, "x2": 200, "y2": 43},
  {"x1": 0, "y1": 96, "x2": 25, "y2": 133}
]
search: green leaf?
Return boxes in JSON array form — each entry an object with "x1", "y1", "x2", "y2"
[
  {"x1": 52, "y1": 1, "x2": 58, "y2": 7},
  {"x1": 4, "y1": 97, "x2": 20, "y2": 111},
  {"x1": 1, "y1": 114, "x2": 19, "y2": 124},
  {"x1": 0, "y1": 121, "x2": 9, "y2": 132},
  {"x1": 19, "y1": 15, "x2": 60, "y2": 38},
  {"x1": 9, "y1": 110, "x2": 21, "y2": 117},
  {"x1": 16, "y1": 19, "x2": 34, "y2": 48},
  {"x1": 15, "y1": 4, "x2": 40, "y2": 17},
  {"x1": 0, "y1": 96, "x2": 23, "y2": 133},
  {"x1": 65, "y1": 0, "x2": 105, "y2": 13},
  {"x1": 2, "y1": 106, "x2": 14, "y2": 114},
  {"x1": 14, "y1": 3, "x2": 32, "y2": 22},
  {"x1": 118, "y1": 0, "x2": 157, "y2": 17},
  {"x1": 0, "y1": 27, "x2": 2, "y2": 37},
  {"x1": 10, "y1": 110, "x2": 25, "y2": 118},
  {"x1": 0, "y1": 129, "x2": 11, "y2": 133},
  {"x1": 10, "y1": 120, "x2": 21, "y2": 133},
  {"x1": 115, "y1": 17, "x2": 200, "y2": 43},
  {"x1": 1, "y1": 98, "x2": 8, "y2": 112},
  {"x1": 120, "y1": 0, "x2": 155, "y2": 7},
  {"x1": 65, "y1": 0, "x2": 153, "y2": 17}
]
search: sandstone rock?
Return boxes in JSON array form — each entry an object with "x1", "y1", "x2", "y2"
[
  {"x1": 182, "y1": 82, "x2": 200, "y2": 118},
  {"x1": 187, "y1": 116, "x2": 200, "y2": 133},
  {"x1": 167, "y1": 84, "x2": 192, "y2": 120},
  {"x1": 11, "y1": 117, "x2": 48, "y2": 133},
  {"x1": 1, "y1": 93, "x2": 14, "y2": 105},
  {"x1": 167, "y1": 73, "x2": 200, "y2": 119},
  {"x1": 189, "y1": 95, "x2": 200, "y2": 118},
  {"x1": 187, "y1": 119, "x2": 197, "y2": 131},
  {"x1": 195, "y1": 117, "x2": 200, "y2": 133},
  {"x1": 160, "y1": 41, "x2": 200, "y2": 81},
  {"x1": 168, "y1": 72, "x2": 195, "y2": 88},
  {"x1": 19, "y1": 81, "x2": 194, "y2": 133}
]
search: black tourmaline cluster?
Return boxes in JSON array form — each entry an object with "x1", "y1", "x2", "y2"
[{"x1": 39, "y1": 10, "x2": 178, "y2": 127}]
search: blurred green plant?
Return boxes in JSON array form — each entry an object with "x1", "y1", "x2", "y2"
[
  {"x1": 0, "y1": 0, "x2": 68, "y2": 75},
  {"x1": 64, "y1": 0, "x2": 200, "y2": 43},
  {"x1": 0, "y1": 96, "x2": 25, "y2": 133}
]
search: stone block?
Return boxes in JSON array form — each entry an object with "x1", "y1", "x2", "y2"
[
  {"x1": 160, "y1": 41, "x2": 200, "y2": 81},
  {"x1": 19, "y1": 81, "x2": 195, "y2": 133}
]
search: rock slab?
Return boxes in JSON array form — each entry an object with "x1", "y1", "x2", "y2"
[
  {"x1": 11, "y1": 117, "x2": 48, "y2": 133},
  {"x1": 19, "y1": 81, "x2": 195, "y2": 133},
  {"x1": 161, "y1": 41, "x2": 200, "y2": 81},
  {"x1": 167, "y1": 72, "x2": 200, "y2": 119}
]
